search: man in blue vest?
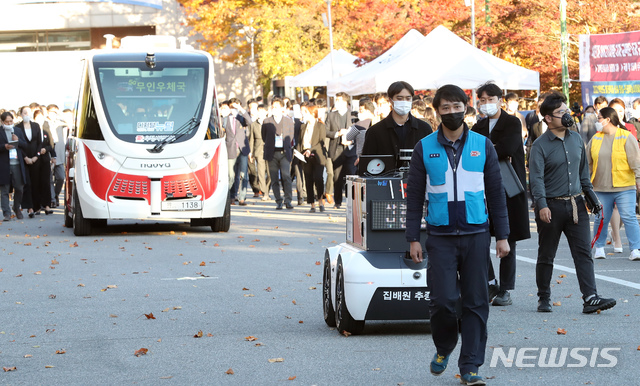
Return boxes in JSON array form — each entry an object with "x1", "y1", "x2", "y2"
[{"x1": 406, "y1": 84, "x2": 510, "y2": 386}]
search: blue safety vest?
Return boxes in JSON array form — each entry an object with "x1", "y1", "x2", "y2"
[{"x1": 421, "y1": 131, "x2": 488, "y2": 231}]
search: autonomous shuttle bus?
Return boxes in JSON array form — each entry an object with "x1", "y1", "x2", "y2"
[{"x1": 65, "y1": 36, "x2": 229, "y2": 236}]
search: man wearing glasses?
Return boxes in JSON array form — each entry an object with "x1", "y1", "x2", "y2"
[
  {"x1": 361, "y1": 81, "x2": 432, "y2": 169},
  {"x1": 528, "y1": 92, "x2": 616, "y2": 314}
]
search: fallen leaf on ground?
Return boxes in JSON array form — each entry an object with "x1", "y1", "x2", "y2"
[
  {"x1": 553, "y1": 301, "x2": 561, "y2": 306},
  {"x1": 207, "y1": 333, "x2": 213, "y2": 337},
  {"x1": 298, "y1": 321, "x2": 304, "y2": 324},
  {"x1": 107, "y1": 285, "x2": 117, "y2": 289},
  {"x1": 342, "y1": 330, "x2": 351, "y2": 337},
  {"x1": 23, "y1": 354, "x2": 32, "y2": 358},
  {"x1": 51, "y1": 259, "x2": 59, "y2": 265},
  {"x1": 556, "y1": 280, "x2": 562, "y2": 284},
  {"x1": 557, "y1": 328, "x2": 567, "y2": 335},
  {"x1": 637, "y1": 346, "x2": 640, "y2": 351},
  {"x1": 559, "y1": 274, "x2": 566, "y2": 278},
  {"x1": 245, "y1": 336, "x2": 257, "y2": 341},
  {"x1": 145, "y1": 313, "x2": 156, "y2": 320},
  {"x1": 109, "y1": 314, "x2": 118, "y2": 318},
  {"x1": 265, "y1": 287, "x2": 272, "y2": 292},
  {"x1": 34, "y1": 271, "x2": 41, "y2": 275},
  {"x1": 292, "y1": 300, "x2": 297, "y2": 305},
  {"x1": 309, "y1": 287, "x2": 316, "y2": 290},
  {"x1": 199, "y1": 261, "x2": 206, "y2": 266},
  {"x1": 70, "y1": 241, "x2": 78, "y2": 247},
  {"x1": 564, "y1": 294, "x2": 572, "y2": 298},
  {"x1": 159, "y1": 376, "x2": 172, "y2": 379},
  {"x1": 49, "y1": 294, "x2": 56, "y2": 299},
  {"x1": 242, "y1": 287, "x2": 250, "y2": 291},
  {"x1": 268, "y1": 358, "x2": 284, "y2": 363},
  {"x1": 161, "y1": 308, "x2": 170, "y2": 312},
  {"x1": 243, "y1": 294, "x2": 255, "y2": 297},
  {"x1": 288, "y1": 376, "x2": 296, "y2": 380},
  {"x1": 254, "y1": 343, "x2": 263, "y2": 347},
  {"x1": 24, "y1": 243, "x2": 32, "y2": 246},
  {"x1": 214, "y1": 243, "x2": 220, "y2": 247},
  {"x1": 194, "y1": 330, "x2": 203, "y2": 338},
  {"x1": 44, "y1": 365, "x2": 54, "y2": 368},
  {"x1": 315, "y1": 261, "x2": 321, "y2": 265},
  {"x1": 225, "y1": 368, "x2": 234, "y2": 375},
  {"x1": 55, "y1": 349, "x2": 66, "y2": 354},
  {"x1": 454, "y1": 374, "x2": 461, "y2": 379},
  {"x1": 134, "y1": 348, "x2": 148, "y2": 357}
]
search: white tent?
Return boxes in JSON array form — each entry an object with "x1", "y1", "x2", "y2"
[
  {"x1": 328, "y1": 25, "x2": 539, "y2": 95},
  {"x1": 326, "y1": 29, "x2": 425, "y2": 96},
  {"x1": 288, "y1": 49, "x2": 359, "y2": 88}
]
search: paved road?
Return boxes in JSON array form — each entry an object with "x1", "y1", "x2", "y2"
[{"x1": 0, "y1": 196, "x2": 639, "y2": 385}]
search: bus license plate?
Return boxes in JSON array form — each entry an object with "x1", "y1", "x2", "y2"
[{"x1": 161, "y1": 200, "x2": 202, "y2": 211}]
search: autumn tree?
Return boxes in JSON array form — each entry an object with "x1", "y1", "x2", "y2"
[{"x1": 177, "y1": 0, "x2": 640, "y2": 98}]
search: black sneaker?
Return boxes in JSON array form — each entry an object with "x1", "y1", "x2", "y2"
[
  {"x1": 488, "y1": 283, "x2": 499, "y2": 302},
  {"x1": 275, "y1": 203, "x2": 283, "y2": 210},
  {"x1": 583, "y1": 295, "x2": 616, "y2": 314},
  {"x1": 537, "y1": 297, "x2": 552, "y2": 312},
  {"x1": 492, "y1": 290, "x2": 512, "y2": 306}
]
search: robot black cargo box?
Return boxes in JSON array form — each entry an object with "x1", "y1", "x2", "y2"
[{"x1": 345, "y1": 175, "x2": 426, "y2": 251}]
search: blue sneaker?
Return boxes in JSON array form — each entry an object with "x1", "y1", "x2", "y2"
[
  {"x1": 460, "y1": 372, "x2": 486, "y2": 385},
  {"x1": 430, "y1": 352, "x2": 450, "y2": 375}
]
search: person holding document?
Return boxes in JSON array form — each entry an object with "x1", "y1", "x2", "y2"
[
  {"x1": 297, "y1": 103, "x2": 327, "y2": 212},
  {"x1": 1, "y1": 112, "x2": 28, "y2": 221}
]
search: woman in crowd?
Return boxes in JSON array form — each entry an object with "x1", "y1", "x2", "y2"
[
  {"x1": 1, "y1": 112, "x2": 28, "y2": 221},
  {"x1": 298, "y1": 103, "x2": 327, "y2": 212},
  {"x1": 16, "y1": 106, "x2": 54, "y2": 217},
  {"x1": 609, "y1": 98, "x2": 638, "y2": 139},
  {"x1": 587, "y1": 107, "x2": 640, "y2": 261}
]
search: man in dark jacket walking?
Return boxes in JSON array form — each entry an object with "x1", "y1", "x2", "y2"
[
  {"x1": 472, "y1": 82, "x2": 531, "y2": 307},
  {"x1": 406, "y1": 84, "x2": 509, "y2": 385},
  {"x1": 361, "y1": 81, "x2": 432, "y2": 168}
]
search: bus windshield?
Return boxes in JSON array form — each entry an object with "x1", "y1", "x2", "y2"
[{"x1": 95, "y1": 62, "x2": 207, "y2": 144}]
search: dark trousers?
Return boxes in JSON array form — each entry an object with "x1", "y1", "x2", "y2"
[
  {"x1": 248, "y1": 156, "x2": 260, "y2": 194},
  {"x1": 23, "y1": 158, "x2": 51, "y2": 211},
  {"x1": 535, "y1": 198, "x2": 597, "y2": 300},
  {"x1": 426, "y1": 231, "x2": 490, "y2": 375},
  {"x1": 332, "y1": 152, "x2": 356, "y2": 206},
  {"x1": 303, "y1": 155, "x2": 324, "y2": 204},
  {"x1": 292, "y1": 157, "x2": 306, "y2": 201},
  {"x1": 488, "y1": 239, "x2": 517, "y2": 291},
  {"x1": 268, "y1": 151, "x2": 292, "y2": 205}
]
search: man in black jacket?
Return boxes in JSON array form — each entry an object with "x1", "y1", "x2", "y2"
[
  {"x1": 472, "y1": 82, "x2": 531, "y2": 307},
  {"x1": 325, "y1": 92, "x2": 353, "y2": 208},
  {"x1": 261, "y1": 97, "x2": 295, "y2": 210},
  {"x1": 361, "y1": 81, "x2": 432, "y2": 168}
]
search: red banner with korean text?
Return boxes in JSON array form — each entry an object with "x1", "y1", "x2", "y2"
[{"x1": 579, "y1": 31, "x2": 640, "y2": 82}]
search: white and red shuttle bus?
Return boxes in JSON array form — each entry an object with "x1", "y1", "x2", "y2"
[{"x1": 65, "y1": 36, "x2": 229, "y2": 236}]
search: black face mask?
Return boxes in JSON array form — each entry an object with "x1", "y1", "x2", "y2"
[
  {"x1": 551, "y1": 113, "x2": 574, "y2": 128},
  {"x1": 440, "y1": 112, "x2": 465, "y2": 131}
]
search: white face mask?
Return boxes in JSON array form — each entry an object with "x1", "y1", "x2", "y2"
[
  {"x1": 22, "y1": 115, "x2": 31, "y2": 123},
  {"x1": 479, "y1": 102, "x2": 499, "y2": 117},
  {"x1": 3, "y1": 124, "x2": 14, "y2": 131},
  {"x1": 393, "y1": 100, "x2": 412, "y2": 116},
  {"x1": 507, "y1": 102, "x2": 519, "y2": 113},
  {"x1": 595, "y1": 122, "x2": 603, "y2": 132}
]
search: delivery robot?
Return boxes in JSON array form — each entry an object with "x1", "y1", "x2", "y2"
[{"x1": 322, "y1": 152, "x2": 430, "y2": 335}]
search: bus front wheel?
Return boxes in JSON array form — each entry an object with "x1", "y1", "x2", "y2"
[
  {"x1": 211, "y1": 193, "x2": 230, "y2": 232},
  {"x1": 73, "y1": 189, "x2": 92, "y2": 236}
]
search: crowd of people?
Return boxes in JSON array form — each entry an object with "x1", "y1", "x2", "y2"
[{"x1": 1, "y1": 103, "x2": 71, "y2": 222}]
